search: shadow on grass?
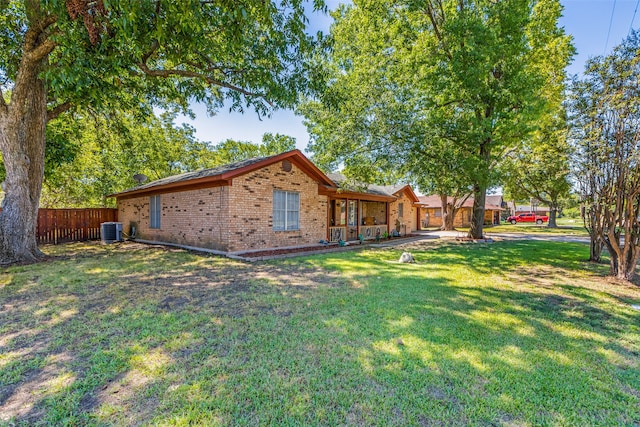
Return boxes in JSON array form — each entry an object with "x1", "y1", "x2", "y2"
[{"x1": 0, "y1": 240, "x2": 638, "y2": 425}]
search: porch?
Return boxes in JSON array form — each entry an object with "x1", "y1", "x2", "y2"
[{"x1": 327, "y1": 197, "x2": 394, "y2": 243}]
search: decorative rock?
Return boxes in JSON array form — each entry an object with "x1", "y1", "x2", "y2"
[{"x1": 399, "y1": 252, "x2": 415, "y2": 263}]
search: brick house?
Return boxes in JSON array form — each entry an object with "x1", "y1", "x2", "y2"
[
  {"x1": 111, "y1": 150, "x2": 420, "y2": 254},
  {"x1": 416, "y1": 195, "x2": 504, "y2": 228}
]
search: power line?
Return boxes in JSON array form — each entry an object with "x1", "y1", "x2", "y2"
[
  {"x1": 604, "y1": 0, "x2": 617, "y2": 54},
  {"x1": 629, "y1": 0, "x2": 640, "y2": 36}
]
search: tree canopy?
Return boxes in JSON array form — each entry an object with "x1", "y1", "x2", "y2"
[
  {"x1": 570, "y1": 31, "x2": 640, "y2": 281},
  {"x1": 301, "y1": 0, "x2": 573, "y2": 237},
  {"x1": 0, "y1": 0, "x2": 323, "y2": 263},
  {"x1": 36, "y1": 108, "x2": 298, "y2": 208},
  {"x1": 500, "y1": 115, "x2": 572, "y2": 228}
]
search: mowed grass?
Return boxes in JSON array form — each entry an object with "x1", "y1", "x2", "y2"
[
  {"x1": 480, "y1": 217, "x2": 588, "y2": 235},
  {"x1": 0, "y1": 240, "x2": 638, "y2": 426}
]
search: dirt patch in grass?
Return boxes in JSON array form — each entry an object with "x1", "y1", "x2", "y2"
[{"x1": 1, "y1": 242, "x2": 355, "y2": 424}]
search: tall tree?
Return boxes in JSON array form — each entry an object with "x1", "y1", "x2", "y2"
[
  {"x1": 500, "y1": 117, "x2": 572, "y2": 228},
  {"x1": 0, "y1": 0, "x2": 322, "y2": 264},
  {"x1": 570, "y1": 32, "x2": 640, "y2": 281},
  {"x1": 39, "y1": 109, "x2": 215, "y2": 207},
  {"x1": 213, "y1": 133, "x2": 297, "y2": 165},
  {"x1": 301, "y1": 0, "x2": 572, "y2": 238}
]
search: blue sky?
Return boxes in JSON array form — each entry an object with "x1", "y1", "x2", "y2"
[{"x1": 177, "y1": 0, "x2": 639, "y2": 151}]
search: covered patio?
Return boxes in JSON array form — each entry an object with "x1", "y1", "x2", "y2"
[{"x1": 325, "y1": 193, "x2": 396, "y2": 242}]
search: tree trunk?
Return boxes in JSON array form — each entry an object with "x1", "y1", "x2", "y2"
[
  {"x1": 0, "y1": 55, "x2": 47, "y2": 264},
  {"x1": 547, "y1": 207, "x2": 558, "y2": 228},
  {"x1": 589, "y1": 234, "x2": 602, "y2": 263},
  {"x1": 440, "y1": 194, "x2": 455, "y2": 231},
  {"x1": 612, "y1": 234, "x2": 640, "y2": 281},
  {"x1": 442, "y1": 207, "x2": 455, "y2": 230},
  {"x1": 469, "y1": 136, "x2": 491, "y2": 239},
  {"x1": 618, "y1": 246, "x2": 640, "y2": 281},
  {"x1": 469, "y1": 183, "x2": 487, "y2": 239}
]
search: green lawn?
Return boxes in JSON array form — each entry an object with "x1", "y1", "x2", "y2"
[
  {"x1": 1, "y1": 240, "x2": 638, "y2": 426},
  {"x1": 483, "y1": 219, "x2": 588, "y2": 235}
]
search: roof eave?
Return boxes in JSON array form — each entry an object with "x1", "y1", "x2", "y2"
[
  {"x1": 394, "y1": 185, "x2": 420, "y2": 203},
  {"x1": 111, "y1": 177, "x2": 232, "y2": 199}
]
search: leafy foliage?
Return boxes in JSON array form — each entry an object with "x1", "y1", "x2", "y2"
[
  {"x1": 2, "y1": 0, "x2": 324, "y2": 117},
  {"x1": 40, "y1": 110, "x2": 210, "y2": 207},
  {"x1": 0, "y1": 0, "x2": 323, "y2": 262},
  {"x1": 37, "y1": 110, "x2": 299, "y2": 208},
  {"x1": 213, "y1": 133, "x2": 297, "y2": 165},
  {"x1": 569, "y1": 31, "x2": 640, "y2": 280},
  {"x1": 500, "y1": 116, "x2": 572, "y2": 227},
  {"x1": 301, "y1": 0, "x2": 573, "y2": 237}
]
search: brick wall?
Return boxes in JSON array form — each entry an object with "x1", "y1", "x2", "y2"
[
  {"x1": 420, "y1": 207, "x2": 443, "y2": 228},
  {"x1": 360, "y1": 201, "x2": 387, "y2": 225},
  {"x1": 226, "y1": 161, "x2": 327, "y2": 252},
  {"x1": 117, "y1": 186, "x2": 230, "y2": 250},
  {"x1": 389, "y1": 191, "x2": 418, "y2": 233}
]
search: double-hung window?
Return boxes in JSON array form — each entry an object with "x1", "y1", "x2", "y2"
[
  {"x1": 273, "y1": 190, "x2": 300, "y2": 231},
  {"x1": 150, "y1": 195, "x2": 161, "y2": 229}
]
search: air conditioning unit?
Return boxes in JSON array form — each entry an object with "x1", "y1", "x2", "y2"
[{"x1": 101, "y1": 222, "x2": 123, "y2": 243}]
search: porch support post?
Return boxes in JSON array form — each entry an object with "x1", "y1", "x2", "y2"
[
  {"x1": 356, "y1": 199, "x2": 360, "y2": 240},
  {"x1": 326, "y1": 198, "x2": 331, "y2": 240},
  {"x1": 386, "y1": 202, "x2": 390, "y2": 236}
]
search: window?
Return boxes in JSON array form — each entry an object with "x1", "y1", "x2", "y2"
[
  {"x1": 398, "y1": 202, "x2": 404, "y2": 218},
  {"x1": 150, "y1": 195, "x2": 161, "y2": 229},
  {"x1": 273, "y1": 190, "x2": 300, "y2": 231}
]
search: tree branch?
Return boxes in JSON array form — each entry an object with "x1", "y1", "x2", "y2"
[
  {"x1": 137, "y1": 60, "x2": 272, "y2": 105},
  {"x1": 435, "y1": 98, "x2": 462, "y2": 109},
  {"x1": 423, "y1": 0, "x2": 453, "y2": 61},
  {"x1": 141, "y1": 39, "x2": 160, "y2": 65},
  {"x1": 23, "y1": 14, "x2": 58, "y2": 61},
  {"x1": 47, "y1": 101, "x2": 73, "y2": 122},
  {"x1": 25, "y1": 38, "x2": 57, "y2": 62}
]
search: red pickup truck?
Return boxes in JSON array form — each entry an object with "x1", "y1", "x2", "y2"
[{"x1": 507, "y1": 212, "x2": 549, "y2": 225}]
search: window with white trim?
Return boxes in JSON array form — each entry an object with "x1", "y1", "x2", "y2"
[
  {"x1": 150, "y1": 195, "x2": 161, "y2": 229},
  {"x1": 273, "y1": 190, "x2": 300, "y2": 231}
]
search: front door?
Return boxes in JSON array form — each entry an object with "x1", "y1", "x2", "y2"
[{"x1": 347, "y1": 200, "x2": 358, "y2": 240}]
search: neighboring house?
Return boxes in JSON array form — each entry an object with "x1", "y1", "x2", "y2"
[
  {"x1": 486, "y1": 194, "x2": 512, "y2": 221},
  {"x1": 111, "y1": 150, "x2": 420, "y2": 254},
  {"x1": 486, "y1": 194, "x2": 506, "y2": 210},
  {"x1": 416, "y1": 195, "x2": 504, "y2": 228}
]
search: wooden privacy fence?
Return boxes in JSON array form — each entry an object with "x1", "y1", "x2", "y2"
[{"x1": 35, "y1": 208, "x2": 118, "y2": 244}]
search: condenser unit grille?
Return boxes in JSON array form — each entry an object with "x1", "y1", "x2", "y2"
[{"x1": 101, "y1": 222, "x2": 123, "y2": 243}]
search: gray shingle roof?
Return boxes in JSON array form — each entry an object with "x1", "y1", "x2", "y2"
[
  {"x1": 113, "y1": 154, "x2": 281, "y2": 196},
  {"x1": 327, "y1": 173, "x2": 405, "y2": 197}
]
